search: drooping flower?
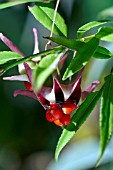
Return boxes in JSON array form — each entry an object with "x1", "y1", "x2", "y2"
[
  {"x1": 0, "y1": 29, "x2": 100, "y2": 127},
  {"x1": 3, "y1": 62, "x2": 100, "y2": 126}
]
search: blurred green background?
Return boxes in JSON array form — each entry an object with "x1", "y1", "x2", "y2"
[{"x1": 0, "y1": 0, "x2": 113, "y2": 170}]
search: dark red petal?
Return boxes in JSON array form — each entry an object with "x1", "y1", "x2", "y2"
[
  {"x1": 32, "y1": 28, "x2": 39, "y2": 55},
  {"x1": 69, "y1": 77, "x2": 81, "y2": 104},
  {"x1": 24, "y1": 63, "x2": 32, "y2": 83},
  {"x1": 14, "y1": 89, "x2": 37, "y2": 100},
  {"x1": 58, "y1": 54, "x2": 68, "y2": 69},
  {"x1": 53, "y1": 69, "x2": 83, "y2": 103},
  {"x1": 67, "y1": 68, "x2": 84, "y2": 104},
  {"x1": 35, "y1": 84, "x2": 56, "y2": 109},
  {"x1": 38, "y1": 86, "x2": 55, "y2": 104},
  {"x1": 14, "y1": 89, "x2": 49, "y2": 109},
  {"x1": 53, "y1": 75, "x2": 70, "y2": 102},
  {"x1": 3, "y1": 74, "x2": 29, "y2": 81},
  {"x1": 82, "y1": 80, "x2": 100, "y2": 100},
  {"x1": 53, "y1": 76, "x2": 64, "y2": 103},
  {"x1": 37, "y1": 93, "x2": 50, "y2": 109},
  {"x1": 0, "y1": 33, "x2": 24, "y2": 56}
]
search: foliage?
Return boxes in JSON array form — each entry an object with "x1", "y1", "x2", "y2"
[{"x1": 0, "y1": 0, "x2": 113, "y2": 166}]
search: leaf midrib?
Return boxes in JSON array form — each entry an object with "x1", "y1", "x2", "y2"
[{"x1": 39, "y1": 5, "x2": 64, "y2": 36}]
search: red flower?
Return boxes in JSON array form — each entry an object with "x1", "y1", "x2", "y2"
[{"x1": 1, "y1": 29, "x2": 100, "y2": 127}]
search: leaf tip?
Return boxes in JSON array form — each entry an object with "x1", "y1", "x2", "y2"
[
  {"x1": 62, "y1": 77, "x2": 66, "y2": 81},
  {"x1": 43, "y1": 36, "x2": 49, "y2": 40},
  {"x1": 62, "y1": 69, "x2": 73, "y2": 81},
  {"x1": 96, "y1": 155, "x2": 102, "y2": 168},
  {"x1": 55, "y1": 148, "x2": 59, "y2": 161},
  {"x1": 62, "y1": 74, "x2": 69, "y2": 81},
  {"x1": 62, "y1": 73, "x2": 68, "y2": 81},
  {"x1": 55, "y1": 153, "x2": 58, "y2": 161}
]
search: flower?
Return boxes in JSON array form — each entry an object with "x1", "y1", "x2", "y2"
[{"x1": 0, "y1": 28, "x2": 100, "y2": 127}]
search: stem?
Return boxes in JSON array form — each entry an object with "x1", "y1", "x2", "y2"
[
  {"x1": 45, "y1": 0, "x2": 60, "y2": 50},
  {"x1": 50, "y1": 0, "x2": 60, "y2": 38},
  {"x1": 0, "y1": 46, "x2": 64, "y2": 75},
  {"x1": 57, "y1": 67, "x2": 61, "y2": 78},
  {"x1": 45, "y1": 0, "x2": 61, "y2": 77}
]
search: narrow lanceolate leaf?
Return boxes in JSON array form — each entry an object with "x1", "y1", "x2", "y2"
[
  {"x1": 55, "y1": 89, "x2": 103, "y2": 160},
  {"x1": 47, "y1": 36, "x2": 84, "y2": 51},
  {"x1": 77, "y1": 20, "x2": 111, "y2": 39},
  {"x1": 63, "y1": 37, "x2": 99, "y2": 80},
  {"x1": 0, "y1": 0, "x2": 52, "y2": 9},
  {"x1": 33, "y1": 50, "x2": 67, "y2": 91},
  {"x1": 29, "y1": 3, "x2": 67, "y2": 36},
  {"x1": 96, "y1": 26, "x2": 113, "y2": 42},
  {"x1": 48, "y1": 36, "x2": 112, "y2": 59},
  {"x1": 0, "y1": 51, "x2": 23, "y2": 65},
  {"x1": 55, "y1": 130, "x2": 75, "y2": 161},
  {"x1": 99, "y1": 74, "x2": 113, "y2": 162}
]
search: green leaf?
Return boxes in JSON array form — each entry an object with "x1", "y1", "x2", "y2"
[
  {"x1": 77, "y1": 20, "x2": 112, "y2": 39},
  {"x1": 48, "y1": 36, "x2": 84, "y2": 51},
  {"x1": 63, "y1": 37, "x2": 99, "y2": 80},
  {"x1": 101, "y1": 34, "x2": 113, "y2": 42},
  {"x1": 55, "y1": 89, "x2": 103, "y2": 160},
  {"x1": 0, "y1": 0, "x2": 52, "y2": 9},
  {"x1": 55, "y1": 130, "x2": 75, "y2": 161},
  {"x1": 29, "y1": 3, "x2": 67, "y2": 36},
  {"x1": 33, "y1": 50, "x2": 66, "y2": 91},
  {"x1": 96, "y1": 26, "x2": 113, "y2": 42},
  {"x1": 99, "y1": 73, "x2": 113, "y2": 162},
  {"x1": 96, "y1": 26, "x2": 113, "y2": 39},
  {"x1": 93, "y1": 46, "x2": 112, "y2": 59},
  {"x1": 0, "y1": 51, "x2": 23, "y2": 65},
  {"x1": 0, "y1": 46, "x2": 64, "y2": 75},
  {"x1": 48, "y1": 36, "x2": 112, "y2": 59}
]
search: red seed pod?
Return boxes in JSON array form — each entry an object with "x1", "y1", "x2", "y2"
[
  {"x1": 46, "y1": 108, "x2": 63, "y2": 122},
  {"x1": 62, "y1": 102, "x2": 77, "y2": 114},
  {"x1": 46, "y1": 109, "x2": 55, "y2": 122},
  {"x1": 24, "y1": 81, "x2": 32, "y2": 91},
  {"x1": 54, "y1": 119, "x2": 63, "y2": 126},
  {"x1": 60, "y1": 114, "x2": 71, "y2": 126}
]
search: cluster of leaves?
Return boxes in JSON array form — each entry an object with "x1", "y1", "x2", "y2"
[{"x1": 0, "y1": 0, "x2": 113, "y2": 165}]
